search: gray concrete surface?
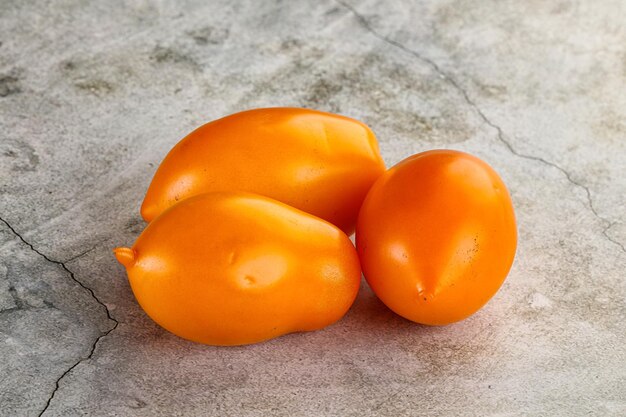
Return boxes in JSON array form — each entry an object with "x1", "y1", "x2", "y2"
[{"x1": 1, "y1": 0, "x2": 625, "y2": 415}]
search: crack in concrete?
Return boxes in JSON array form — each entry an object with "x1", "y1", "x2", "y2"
[
  {"x1": 38, "y1": 320, "x2": 119, "y2": 416},
  {"x1": 64, "y1": 244, "x2": 100, "y2": 264},
  {"x1": 336, "y1": 0, "x2": 625, "y2": 254},
  {"x1": 0, "y1": 217, "x2": 119, "y2": 416},
  {"x1": 602, "y1": 222, "x2": 626, "y2": 253}
]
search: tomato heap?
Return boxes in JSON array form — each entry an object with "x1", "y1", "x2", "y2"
[{"x1": 114, "y1": 108, "x2": 517, "y2": 346}]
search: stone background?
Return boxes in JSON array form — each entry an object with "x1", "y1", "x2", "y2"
[{"x1": 1, "y1": 0, "x2": 624, "y2": 415}]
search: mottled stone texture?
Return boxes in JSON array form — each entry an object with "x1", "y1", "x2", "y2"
[{"x1": 1, "y1": 0, "x2": 624, "y2": 416}]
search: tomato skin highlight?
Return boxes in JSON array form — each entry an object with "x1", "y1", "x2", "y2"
[
  {"x1": 115, "y1": 192, "x2": 361, "y2": 346},
  {"x1": 141, "y1": 107, "x2": 386, "y2": 235},
  {"x1": 356, "y1": 150, "x2": 517, "y2": 325}
]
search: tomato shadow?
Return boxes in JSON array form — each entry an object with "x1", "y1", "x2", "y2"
[
  {"x1": 342, "y1": 278, "x2": 431, "y2": 334},
  {"x1": 338, "y1": 277, "x2": 494, "y2": 347}
]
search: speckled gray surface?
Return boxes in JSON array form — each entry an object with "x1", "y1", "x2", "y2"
[{"x1": 1, "y1": 0, "x2": 625, "y2": 416}]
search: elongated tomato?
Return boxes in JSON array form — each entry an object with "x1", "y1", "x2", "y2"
[
  {"x1": 115, "y1": 192, "x2": 361, "y2": 346},
  {"x1": 140, "y1": 108, "x2": 385, "y2": 234},
  {"x1": 356, "y1": 150, "x2": 517, "y2": 325}
]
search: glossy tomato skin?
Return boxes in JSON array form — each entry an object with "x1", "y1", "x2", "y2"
[
  {"x1": 141, "y1": 108, "x2": 386, "y2": 234},
  {"x1": 356, "y1": 150, "x2": 517, "y2": 325},
  {"x1": 115, "y1": 192, "x2": 361, "y2": 346}
]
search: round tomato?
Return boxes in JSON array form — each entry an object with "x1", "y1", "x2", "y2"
[
  {"x1": 141, "y1": 108, "x2": 386, "y2": 234},
  {"x1": 115, "y1": 192, "x2": 361, "y2": 346},
  {"x1": 356, "y1": 150, "x2": 517, "y2": 325}
]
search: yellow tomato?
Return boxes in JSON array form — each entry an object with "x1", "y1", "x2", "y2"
[
  {"x1": 356, "y1": 150, "x2": 517, "y2": 325},
  {"x1": 141, "y1": 108, "x2": 386, "y2": 234},
  {"x1": 115, "y1": 192, "x2": 361, "y2": 346}
]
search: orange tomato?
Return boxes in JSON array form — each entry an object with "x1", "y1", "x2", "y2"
[
  {"x1": 356, "y1": 150, "x2": 517, "y2": 325},
  {"x1": 141, "y1": 108, "x2": 386, "y2": 234},
  {"x1": 115, "y1": 192, "x2": 361, "y2": 346}
]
